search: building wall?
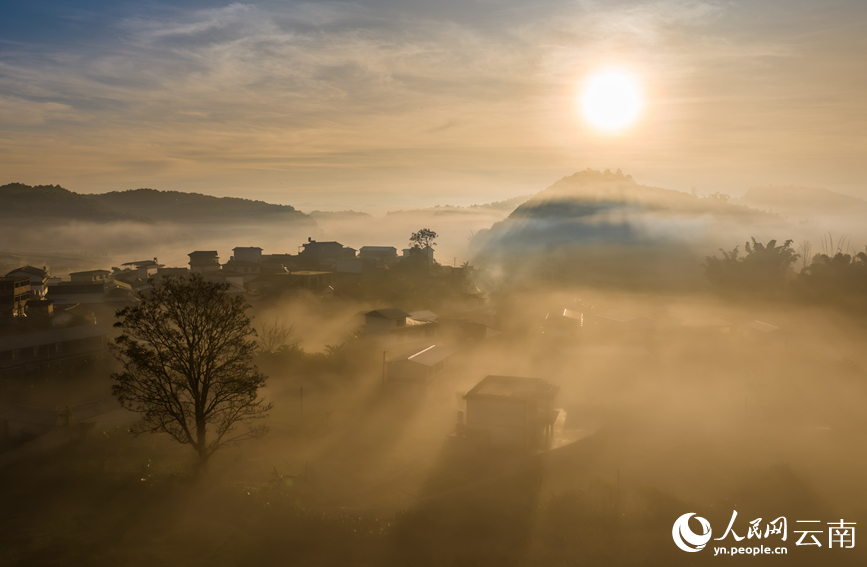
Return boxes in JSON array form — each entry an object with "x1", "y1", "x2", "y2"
[
  {"x1": 234, "y1": 249, "x2": 262, "y2": 263},
  {"x1": 465, "y1": 398, "x2": 528, "y2": 447},
  {"x1": 365, "y1": 316, "x2": 402, "y2": 336}
]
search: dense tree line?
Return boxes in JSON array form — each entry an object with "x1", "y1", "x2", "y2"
[{"x1": 703, "y1": 237, "x2": 867, "y2": 311}]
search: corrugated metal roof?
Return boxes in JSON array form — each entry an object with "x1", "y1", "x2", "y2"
[
  {"x1": 389, "y1": 344, "x2": 454, "y2": 366},
  {"x1": 408, "y1": 310, "x2": 438, "y2": 321}
]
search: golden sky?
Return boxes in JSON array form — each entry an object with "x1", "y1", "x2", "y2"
[{"x1": 1, "y1": 1, "x2": 866, "y2": 209}]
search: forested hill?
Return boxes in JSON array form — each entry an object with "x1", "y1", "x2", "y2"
[
  {"x1": 0, "y1": 183, "x2": 129, "y2": 222},
  {"x1": 91, "y1": 188, "x2": 312, "y2": 224},
  {"x1": 0, "y1": 183, "x2": 314, "y2": 224}
]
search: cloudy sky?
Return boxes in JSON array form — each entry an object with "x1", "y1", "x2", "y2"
[{"x1": 1, "y1": 0, "x2": 865, "y2": 210}]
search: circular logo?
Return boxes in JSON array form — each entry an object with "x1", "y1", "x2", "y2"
[{"x1": 672, "y1": 513, "x2": 712, "y2": 552}]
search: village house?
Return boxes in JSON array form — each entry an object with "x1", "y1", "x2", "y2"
[
  {"x1": 364, "y1": 308, "x2": 438, "y2": 344},
  {"x1": 385, "y1": 344, "x2": 455, "y2": 395},
  {"x1": 188, "y1": 251, "x2": 221, "y2": 273},
  {"x1": 232, "y1": 247, "x2": 263, "y2": 263},
  {"x1": 0, "y1": 277, "x2": 30, "y2": 318},
  {"x1": 460, "y1": 375, "x2": 560, "y2": 448},
  {"x1": 4, "y1": 266, "x2": 50, "y2": 298},
  {"x1": 297, "y1": 239, "x2": 356, "y2": 269},
  {"x1": 359, "y1": 246, "x2": 398, "y2": 267},
  {"x1": 120, "y1": 258, "x2": 163, "y2": 279}
]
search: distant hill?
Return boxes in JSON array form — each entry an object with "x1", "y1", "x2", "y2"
[
  {"x1": 90, "y1": 188, "x2": 313, "y2": 224},
  {"x1": 739, "y1": 186, "x2": 867, "y2": 219},
  {"x1": 0, "y1": 183, "x2": 133, "y2": 222},
  {"x1": 471, "y1": 169, "x2": 787, "y2": 290},
  {"x1": 0, "y1": 183, "x2": 314, "y2": 225},
  {"x1": 386, "y1": 195, "x2": 531, "y2": 216}
]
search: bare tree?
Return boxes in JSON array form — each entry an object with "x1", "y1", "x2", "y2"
[
  {"x1": 111, "y1": 274, "x2": 272, "y2": 467},
  {"x1": 257, "y1": 319, "x2": 299, "y2": 354},
  {"x1": 797, "y1": 240, "x2": 813, "y2": 271}
]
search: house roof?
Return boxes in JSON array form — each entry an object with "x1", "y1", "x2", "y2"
[
  {"x1": 188, "y1": 251, "x2": 219, "y2": 257},
  {"x1": 465, "y1": 375, "x2": 559, "y2": 401},
  {"x1": 5, "y1": 266, "x2": 48, "y2": 278},
  {"x1": 104, "y1": 280, "x2": 133, "y2": 291},
  {"x1": 233, "y1": 247, "x2": 263, "y2": 251},
  {"x1": 365, "y1": 308, "x2": 411, "y2": 320},
  {"x1": 408, "y1": 310, "x2": 438, "y2": 322},
  {"x1": 360, "y1": 246, "x2": 397, "y2": 252},
  {"x1": 746, "y1": 320, "x2": 779, "y2": 333},
  {"x1": 389, "y1": 344, "x2": 455, "y2": 366},
  {"x1": 69, "y1": 269, "x2": 111, "y2": 277},
  {"x1": 0, "y1": 324, "x2": 109, "y2": 352}
]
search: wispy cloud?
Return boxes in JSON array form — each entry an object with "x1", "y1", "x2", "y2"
[{"x1": 0, "y1": 0, "x2": 864, "y2": 201}]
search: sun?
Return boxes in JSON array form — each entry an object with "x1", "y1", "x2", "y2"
[{"x1": 581, "y1": 71, "x2": 642, "y2": 132}]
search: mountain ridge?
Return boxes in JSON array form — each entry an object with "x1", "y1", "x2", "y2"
[{"x1": 0, "y1": 183, "x2": 315, "y2": 225}]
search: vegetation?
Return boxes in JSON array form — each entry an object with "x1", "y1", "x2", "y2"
[
  {"x1": 409, "y1": 228, "x2": 438, "y2": 250},
  {"x1": 704, "y1": 236, "x2": 867, "y2": 312},
  {"x1": 111, "y1": 274, "x2": 272, "y2": 466},
  {"x1": 703, "y1": 237, "x2": 799, "y2": 296}
]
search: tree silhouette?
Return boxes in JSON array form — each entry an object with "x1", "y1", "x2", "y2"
[
  {"x1": 410, "y1": 228, "x2": 438, "y2": 250},
  {"x1": 111, "y1": 274, "x2": 272, "y2": 467},
  {"x1": 703, "y1": 237, "x2": 799, "y2": 296}
]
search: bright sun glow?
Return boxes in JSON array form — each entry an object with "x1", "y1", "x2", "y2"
[{"x1": 581, "y1": 72, "x2": 642, "y2": 132}]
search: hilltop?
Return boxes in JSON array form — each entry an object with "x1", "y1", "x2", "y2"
[
  {"x1": 90, "y1": 188, "x2": 312, "y2": 224},
  {"x1": 470, "y1": 169, "x2": 789, "y2": 290},
  {"x1": 0, "y1": 183, "x2": 132, "y2": 222}
]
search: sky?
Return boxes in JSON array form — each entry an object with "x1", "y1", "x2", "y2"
[{"x1": 1, "y1": 0, "x2": 866, "y2": 211}]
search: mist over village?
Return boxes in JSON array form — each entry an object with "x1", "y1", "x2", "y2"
[{"x1": 2, "y1": 2, "x2": 867, "y2": 566}]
